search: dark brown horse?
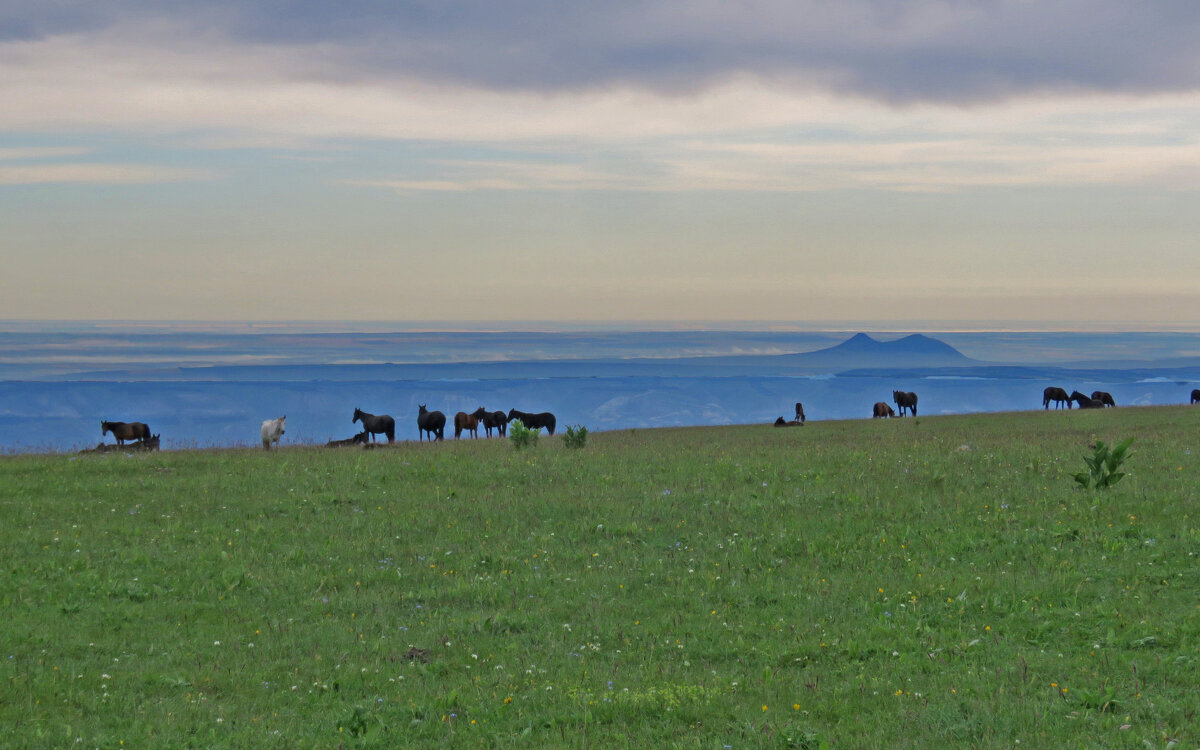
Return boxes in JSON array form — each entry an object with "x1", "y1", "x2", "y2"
[
  {"x1": 327, "y1": 431, "x2": 369, "y2": 447},
  {"x1": 892, "y1": 391, "x2": 918, "y2": 417},
  {"x1": 508, "y1": 408, "x2": 556, "y2": 435},
  {"x1": 417, "y1": 404, "x2": 446, "y2": 441},
  {"x1": 352, "y1": 408, "x2": 395, "y2": 443},
  {"x1": 794, "y1": 402, "x2": 806, "y2": 424},
  {"x1": 453, "y1": 411, "x2": 479, "y2": 439},
  {"x1": 1192, "y1": 389, "x2": 1200, "y2": 405},
  {"x1": 1070, "y1": 390, "x2": 1103, "y2": 409},
  {"x1": 1043, "y1": 387, "x2": 1071, "y2": 410},
  {"x1": 1090, "y1": 391, "x2": 1116, "y2": 408},
  {"x1": 873, "y1": 402, "x2": 895, "y2": 418},
  {"x1": 773, "y1": 416, "x2": 803, "y2": 427},
  {"x1": 101, "y1": 420, "x2": 150, "y2": 445},
  {"x1": 471, "y1": 407, "x2": 508, "y2": 437}
]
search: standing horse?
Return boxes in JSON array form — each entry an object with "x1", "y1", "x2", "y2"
[
  {"x1": 417, "y1": 404, "x2": 446, "y2": 441},
  {"x1": 101, "y1": 420, "x2": 150, "y2": 445},
  {"x1": 873, "y1": 402, "x2": 895, "y2": 418},
  {"x1": 1043, "y1": 387, "x2": 1071, "y2": 410},
  {"x1": 1070, "y1": 390, "x2": 1103, "y2": 409},
  {"x1": 472, "y1": 407, "x2": 508, "y2": 437},
  {"x1": 352, "y1": 408, "x2": 395, "y2": 443},
  {"x1": 508, "y1": 409, "x2": 556, "y2": 435},
  {"x1": 260, "y1": 416, "x2": 286, "y2": 450},
  {"x1": 1090, "y1": 391, "x2": 1116, "y2": 408},
  {"x1": 892, "y1": 391, "x2": 918, "y2": 417},
  {"x1": 453, "y1": 411, "x2": 479, "y2": 439},
  {"x1": 794, "y1": 402, "x2": 806, "y2": 424}
]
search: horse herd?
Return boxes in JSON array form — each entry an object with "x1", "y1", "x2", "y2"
[
  {"x1": 294, "y1": 405, "x2": 556, "y2": 449},
  {"x1": 1042, "y1": 387, "x2": 1116, "y2": 410}
]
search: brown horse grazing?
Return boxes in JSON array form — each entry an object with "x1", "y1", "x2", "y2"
[
  {"x1": 327, "y1": 431, "x2": 369, "y2": 447},
  {"x1": 1090, "y1": 391, "x2": 1116, "y2": 407},
  {"x1": 1070, "y1": 390, "x2": 1103, "y2": 409},
  {"x1": 794, "y1": 402, "x2": 806, "y2": 424},
  {"x1": 873, "y1": 402, "x2": 895, "y2": 418},
  {"x1": 508, "y1": 408, "x2": 556, "y2": 435},
  {"x1": 101, "y1": 420, "x2": 150, "y2": 445},
  {"x1": 773, "y1": 416, "x2": 803, "y2": 427},
  {"x1": 892, "y1": 391, "x2": 918, "y2": 417},
  {"x1": 454, "y1": 411, "x2": 479, "y2": 439},
  {"x1": 1192, "y1": 389, "x2": 1200, "y2": 405},
  {"x1": 1043, "y1": 387, "x2": 1071, "y2": 410},
  {"x1": 471, "y1": 407, "x2": 508, "y2": 437},
  {"x1": 417, "y1": 404, "x2": 446, "y2": 441},
  {"x1": 352, "y1": 408, "x2": 395, "y2": 443}
]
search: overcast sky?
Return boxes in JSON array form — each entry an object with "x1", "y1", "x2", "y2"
[{"x1": 2, "y1": 1, "x2": 1199, "y2": 325}]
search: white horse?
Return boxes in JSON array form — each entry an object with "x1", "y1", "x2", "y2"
[{"x1": 260, "y1": 416, "x2": 286, "y2": 450}]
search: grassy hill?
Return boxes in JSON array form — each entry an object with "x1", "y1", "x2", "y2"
[{"x1": 3, "y1": 407, "x2": 1199, "y2": 748}]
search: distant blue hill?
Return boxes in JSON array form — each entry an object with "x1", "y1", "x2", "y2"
[{"x1": 774, "y1": 333, "x2": 975, "y2": 370}]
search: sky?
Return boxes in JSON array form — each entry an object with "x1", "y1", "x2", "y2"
[{"x1": 2, "y1": 1, "x2": 1199, "y2": 326}]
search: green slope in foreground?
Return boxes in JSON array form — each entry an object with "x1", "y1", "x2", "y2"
[{"x1": 2, "y1": 407, "x2": 1199, "y2": 748}]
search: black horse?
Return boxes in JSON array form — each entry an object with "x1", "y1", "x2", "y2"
[
  {"x1": 1070, "y1": 390, "x2": 1103, "y2": 409},
  {"x1": 327, "y1": 431, "x2": 369, "y2": 447},
  {"x1": 101, "y1": 420, "x2": 150, "y2": 445},
  {"x1": 873, "y1": 402, "x2": 895, "y2": 418},
  {"x1": 1043, "y1": 387, "x2": 1071, "y2": 410},
  {"x1": 892, "y1": 391, "x2": 918, "y2": 417},
  {"x1": 794, "y1": 402, "x2": 806, "y2": 424},
  {"x1": 1090, "y1": 391, "x2": 1116, "y2": 408},
  {"x1": 417, "y1": 404, "x2": 446, "y2": 441},
  {"x1": 352, "y1": 408, "x2": 395, "y2": 443},
  {"x1": 1192, "y1": 389, "x2": 1200, "y2": 405},
  {"x1": 471, "y1": 407, "x2": 509, "y2": 437},
  {"x1": 508, "y1": 408, "x2": 556, "y2": 435},
  {"x1": 773, "y1": 416, "x2": 802, "y2": 427}
]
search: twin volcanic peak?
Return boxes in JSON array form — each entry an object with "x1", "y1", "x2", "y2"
[{"x1": 780, "y1": 332, "x2": 975, "y2": 369}]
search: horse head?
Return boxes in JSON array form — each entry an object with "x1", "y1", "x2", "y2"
[{"x1": 352, "y1": 408, "x2": 363, "y2": 423}]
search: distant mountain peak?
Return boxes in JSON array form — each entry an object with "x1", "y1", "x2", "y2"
[{"x1": 780, "y1": 332, "x2": 973, "y2": 369}]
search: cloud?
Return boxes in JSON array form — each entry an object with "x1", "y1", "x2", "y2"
[
  {"x1": 0, "y1": 163, "x2": 212, "y2": 185},
  {"x1": 3, "y1": 1, "x2": 1200, "y2": 102}
]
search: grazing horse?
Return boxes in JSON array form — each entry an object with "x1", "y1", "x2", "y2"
[
  {"x1": 892, "y1": 391, "x2": 918, "y2": 417},
  {"x1": 1192, "y1": 389, "x2": 1200, "y2": 405},
  {"x1": 1090, "y1": 391, "x2": 1116, "y2": 408},
  {"x1": 352, "y1": 408, "x2": 395, "y2": 443},
  {"x1": 1043, "y1": 387, "x2": 1072, "y2": 410},
  {"x1": 508, "y1": 408, "x2": 557, "y2": 435},
  {"x1": 260, "y1": 415, "x2": 286, "y2": 450},
  {"x1": 453, "y1": 411, "x2": 479, "y2": 439},
  {"x1": 873, "y1": 402, "x2": 895, "y2": 418},
  {"x1": 794, "y1": 402, "x2": 806, "y2": 424},
  {"x1": 101, "y1": 420, "x2": 150, "y2": 445},
  {"x1": 417, "y1": 404, "x2": 446, "y2": 441},
  {"x1": 1070, "y1": 390, "x2": 1103, "y2": 409},
  {"x1": 471, "y1": 407, "x2": 509, "y2": 437},
  {"x1": 327, "y1": 431, "x2": 369, "y2": 448}
]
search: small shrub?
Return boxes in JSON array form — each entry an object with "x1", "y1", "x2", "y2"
[
  {"x1": 1073, "y1": 438, "x2": 1132, "y2": 490},
  {"x1": 563, "y1": 424, "x2": 588, "y2": 449},
  {"x1": 508, "y1": 419, "x2": 539, "y2": 450}
]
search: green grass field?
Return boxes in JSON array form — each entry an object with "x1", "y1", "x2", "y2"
[{"x1": 3, "y1": 406, "x2": 1199, "y2": 748}]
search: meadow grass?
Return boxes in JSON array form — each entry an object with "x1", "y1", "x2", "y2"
[{"x1": 2, "y1": 406, "x2": 1199, "y2": 748}]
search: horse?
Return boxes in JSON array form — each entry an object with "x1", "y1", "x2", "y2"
[
  {"x1": 1192, "y1": 389, "x2": 1200, "y2": 405},
  {"x1": 327, "y1": 431, "x2": 369, "y2": 448},
  {"x1": 101, "y1": 420, "x2": 150, "y2": 445},
  {"x1": 417, "y1": 404, "x2": 446, "y2": 441},
  {"x1": 454, "y1": 411, "x2": 479, "y2": 439},
  {"x1": 352, "y1": 408, "x2": 395, "y2": 443},
  {"x1": 260, "y1": 416, "x2": 286, "y2": 450},
  {"x1": 471, "y1": 407, "x2": 508, "y2": 437},
  {"x1": 1070, "y1": 390, "x2": 1103, "y2": 409},
  {"x1": 892, "y1": 391, "x2": 918, "y2": 417},
  {"x1": 773, "y1": 416, "x2": 803, "y2": 427},
  {"x1": 508, "y1": 408, "x2": 556, "y2": 435},
  {"x1": 1043, "y1": 387, "x2": 1071, "y2": 410},
  {"x1": 129, "y1": 434, "x2": 160, "y2": 452},
  {"x1": 873, "y1": 402, "x2": 895, "y2": 418},
  {"x1": 794, "y1": 402, "x2": 806, "y2": 424},
  {"x1": 1090, "y1": 391, "x2": 1116, "y2": 408}
]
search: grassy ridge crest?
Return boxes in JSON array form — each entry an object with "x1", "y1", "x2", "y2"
[{"x1": 2, "y1": 406, "x2": 1199, "y2": 747}]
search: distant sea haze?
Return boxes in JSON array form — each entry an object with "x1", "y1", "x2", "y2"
[{"x1": 1, "y1": 328, "x2": 1198, "y2": 454}]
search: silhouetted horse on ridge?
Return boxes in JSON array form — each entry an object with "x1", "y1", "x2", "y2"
[
  {"x1": 417, "y1": 405, "x2": 446, "y2": 441},
  {"x1": 352, "y1": 408, "x2": 395, "y2": 443},
  {"x1": 1043, "y1": 387, "x2": 1071, "y2": 410}
]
